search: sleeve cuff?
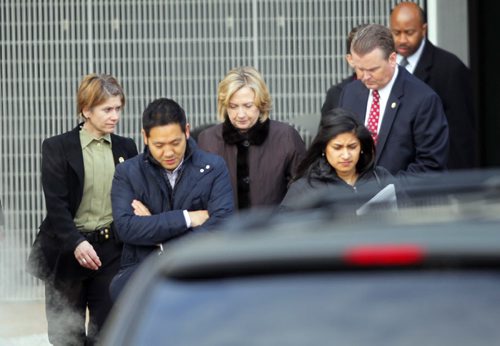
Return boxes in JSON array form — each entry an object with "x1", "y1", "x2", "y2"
[{"x1": 183, "y1": 210, "x2": 191, "y2": 228}]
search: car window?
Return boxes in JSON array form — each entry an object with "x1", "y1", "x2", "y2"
[{"x1": 128, "y1": 270, "x2": 500, "y2": 346}]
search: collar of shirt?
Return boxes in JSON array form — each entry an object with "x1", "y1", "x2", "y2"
[
  {"x1": 398, "y1": 39, "x2": 426, "y2": 74},
  {"x1": 365, "y1": 66, "x2": 399, "y2": 131},
  {"x1": 80, "y1": 127, "x2": 112, "y2": 149},
  {"x1": 378, "y1": 65, "x2": 399, "y2": 102},
  {"x1": 165, "y1": 158, "x2": 185, "y2": 189}
]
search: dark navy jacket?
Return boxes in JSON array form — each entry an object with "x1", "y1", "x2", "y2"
[
  {"x1": 110, "y1": 138, "x2": 234, "y2": 294},
  {"x1": 339, "y1": 66, "x2": 449, "y2": 179},
  {"x1": 413, "y1": 39, "x2": 477, "y2": 169}
]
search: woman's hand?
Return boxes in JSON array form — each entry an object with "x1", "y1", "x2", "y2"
[{"x1": 74, "y1": 240, "x2": 101, "y2": 270}]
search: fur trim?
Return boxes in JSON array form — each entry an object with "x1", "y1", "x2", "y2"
[
  {"x1": 222, "y1": 118, "x2": 270, "y2": 145},
  {"x1": 222, "y1": 119, "x2": 270, "y2": 209}
]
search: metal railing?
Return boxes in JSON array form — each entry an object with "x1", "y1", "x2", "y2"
[{"x1": 0, "y1": 0, "x2": 424, "y2": 300}]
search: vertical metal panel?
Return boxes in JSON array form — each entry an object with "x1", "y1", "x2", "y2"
[{"x1": 0, "y1": 0, "x2": 426, "y2": 300}]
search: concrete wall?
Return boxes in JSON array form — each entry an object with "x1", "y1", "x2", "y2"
[{"x1": 427, "y1": 0, "x2": 469, "y2": 66}]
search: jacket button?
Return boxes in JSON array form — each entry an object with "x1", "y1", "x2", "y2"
[{"x1": 242, "y1": 140, "x2": 250, "y2": 147}]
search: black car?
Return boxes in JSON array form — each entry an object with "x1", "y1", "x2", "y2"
[{"x1": 102, "y1": 170, "x2": 500, "y2": 346}]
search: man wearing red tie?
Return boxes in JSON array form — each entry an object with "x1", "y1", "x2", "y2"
[{"x1": 338, "y1": 24, "x2": 449, "y2": 180}]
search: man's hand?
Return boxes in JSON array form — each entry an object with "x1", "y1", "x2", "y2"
[
  {"x1": 132, "y1": 199, "x2": 208, "y2": 227},
  {"x1": 74, "y1": 240, "x2": 101, "y2": 270},
  {"x1": 188, "y1": 210, "x2": 209, "y2": 227},
  {"x1": 132, "y1": 199, "x2": 151, "y2": 216}
]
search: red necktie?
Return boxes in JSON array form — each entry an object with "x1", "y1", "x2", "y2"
[{"x1": 367, "y1": 89, "x2": 380, "y2": 144}]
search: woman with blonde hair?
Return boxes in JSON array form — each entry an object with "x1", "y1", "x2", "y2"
[{"x1": 198, "y1": 66, "x2": 305, "y2": 210}]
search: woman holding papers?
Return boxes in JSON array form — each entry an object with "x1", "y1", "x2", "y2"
[{"x1": 280, "y1": 109, "x2": 402, "y2": 212}]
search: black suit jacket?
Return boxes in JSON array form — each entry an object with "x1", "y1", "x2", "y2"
[
  {"x1": 27, "y1": 124, "x2": 138, "y2": 280},
  {"x1": 413, "y1": 40, "x2": 478, "y2": 169},
  {"x1": 321, "y1": 74, "x2": 356, "y2": 117},
  {"x1": 339, "y1": 66, "x2": 449, "y2": 179}
]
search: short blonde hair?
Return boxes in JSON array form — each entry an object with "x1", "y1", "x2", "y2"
[
  {"x1": 217, "y1": 66, "x2": 272, "y2": 122},
  {"x1": 77, "y1": 74, "x2": 125, "y2": 119}
]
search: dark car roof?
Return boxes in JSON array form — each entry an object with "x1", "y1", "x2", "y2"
[
  {"x1": 158, "y1": 213, "x2": 500, "y2": 279},
  {"x1": 164, "y1": 168, "x2": 500, "y2": 279}
]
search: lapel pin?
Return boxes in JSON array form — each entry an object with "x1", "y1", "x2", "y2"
[
  {"x1": 118, "y1": 157, "x2": 125, "y2": 163},
  {"x1": 391, "y1": 102, "x2": 396, "y2": 109}
]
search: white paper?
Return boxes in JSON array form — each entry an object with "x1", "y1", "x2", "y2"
[{"x1": 356, "y1": 184, "x2": 397, "y2": 215}]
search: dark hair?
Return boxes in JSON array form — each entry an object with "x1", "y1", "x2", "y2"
[
  {"x1": 351, "y1": 23, "x2": 395, "y2": 59},
  {"x1": 142, "y1": 98, "x2": 187, "y2": 136},
  {"x1": 295, "y1": 108, "x2": 375, "y2": 180}
]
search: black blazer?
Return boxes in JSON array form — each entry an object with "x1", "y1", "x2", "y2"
[
  {"x1": 339, "y1": 66, "x2": 449, "y2": 179},
  {"x1": 413, "y1": 39, "x2": 478, "y2": 169},
  {"x1": 28, "y1": 124, "x2": 138, "y2": 280},
  {"x1": 321, "y1": 74, "x2": 356, "y2": 117}
]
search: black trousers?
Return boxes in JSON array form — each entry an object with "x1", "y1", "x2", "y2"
[{"x1": 45, "y1": 239, "x2": 122, "y2": 346}]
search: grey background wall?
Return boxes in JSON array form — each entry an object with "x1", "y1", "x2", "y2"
[
  {"x1": 2, "y1": 0, "x2": 429, "y2": 300},
  {"x1": 428, "y1": 0, "x2": 469, "y2": 66}
]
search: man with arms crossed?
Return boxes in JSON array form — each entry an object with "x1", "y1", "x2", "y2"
[{"x1": 110, "y1": 98, "x2": 234, "y2": 299}]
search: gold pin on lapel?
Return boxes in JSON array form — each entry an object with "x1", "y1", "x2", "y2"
[
  {"x1": 118, "y1": 157, "x2": 125, "y2": 163},
  {"x1": 391, "y1": 102, "x2": 397, "y2": 109}
]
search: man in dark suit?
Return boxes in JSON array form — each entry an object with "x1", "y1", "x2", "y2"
[
  {"x1": 321, "y1": 24, "x2": 367, "y2": 117},
  {"x1": 390, "y1": 2, "x2": 478, "y2": 169},
  {"x1": 27, "y1": 74, "x2": 138, "y2": 346},
  {"x1": 338, "y1": 24, "x2": 449, "y2": 179}
]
